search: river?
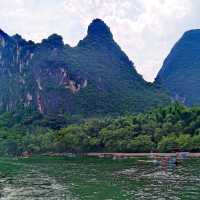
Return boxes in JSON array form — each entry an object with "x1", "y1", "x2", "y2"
[{"x1": 0, "y1": 156, "x2": 199, "y2": 199}]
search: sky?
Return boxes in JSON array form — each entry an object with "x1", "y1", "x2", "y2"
[{"x1": 0, "y1": 0, "x2": 200, "y2": 82}]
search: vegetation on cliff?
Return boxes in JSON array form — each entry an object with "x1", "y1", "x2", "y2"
[
  {"x1": 0, "y1": 19, "x2": 169, "y2": 116},
  {"x1": 157, "y1": 29, "x2": 200, "y2": 105}
]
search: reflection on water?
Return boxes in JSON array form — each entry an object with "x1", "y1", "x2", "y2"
[
  {"x1": 0, "y1": 170, "x2": 75, "y2": 200},
  {"x1": 0, "y1": 157, "x2": 199, "y2": 200}
]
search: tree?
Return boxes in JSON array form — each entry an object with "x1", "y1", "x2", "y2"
[
  {"x1": 191, "y1": 134, "x2": 200, "y2": 152},
  {"x1": 128, "y1": 135, "x2": 155, "y2": 153},
  {"x1": 58, "y1": 125, "x2": 88, "y2": 152},
  {"x1": 176, "y1": 134, "x2": 191, "y2": 151},
  {"x1": 158, "y1": 135, "x2": 179, "y2": 152}
]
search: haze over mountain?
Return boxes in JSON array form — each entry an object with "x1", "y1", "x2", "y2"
[
  {"x1": 157, "y1": 29, "x2": 200, "y2": 106},
  {"x1": 0, "y1": 19, "x2": 169, "y2": 116}
]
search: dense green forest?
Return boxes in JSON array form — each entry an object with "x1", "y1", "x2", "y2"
[{"x1": 0, "y1": 103, "x2": 200, "y2": 156}]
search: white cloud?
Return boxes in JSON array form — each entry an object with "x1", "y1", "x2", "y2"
[{"x1": 0, "y1": 0, "x2": 199, "y2": 81}]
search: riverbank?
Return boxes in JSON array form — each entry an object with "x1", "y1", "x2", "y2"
[
  {"x1": 43, "y1": 152, "x2": 200, "y2": 158},
  {"x1": 85, "y1": 152, "x2": 200, "y2": 158}
]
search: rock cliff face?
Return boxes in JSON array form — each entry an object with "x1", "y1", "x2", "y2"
[
  {"x1": 0, "y1": 19, "x2": 169, "y2": 116},
  {"x1": 156, "y1": 30, "x2": 200, "y2": 106}
]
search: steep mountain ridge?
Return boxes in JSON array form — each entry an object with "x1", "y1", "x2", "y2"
[
  {"x1": 156, "y1": 29, "x2": 200, "y2": 105},
  {"x1": 0, "y1": 19, "x2": 169, "y2": 116}
]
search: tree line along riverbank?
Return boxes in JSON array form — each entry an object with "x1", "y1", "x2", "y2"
[{"x1": 0, "y1": 103, "x2": 200, "y2": 156}]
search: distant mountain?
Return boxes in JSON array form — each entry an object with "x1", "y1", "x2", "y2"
[
  {"x1": 0, "y1": 19, "x2": 169, "y2": 116},
  {"x1": 156, "y1": 30, "x2": 200, "y2": 105}
]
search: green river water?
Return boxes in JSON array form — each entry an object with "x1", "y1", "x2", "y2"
[{"x1": 0, "y1": 156, "x2": 199, "y2": 200}]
